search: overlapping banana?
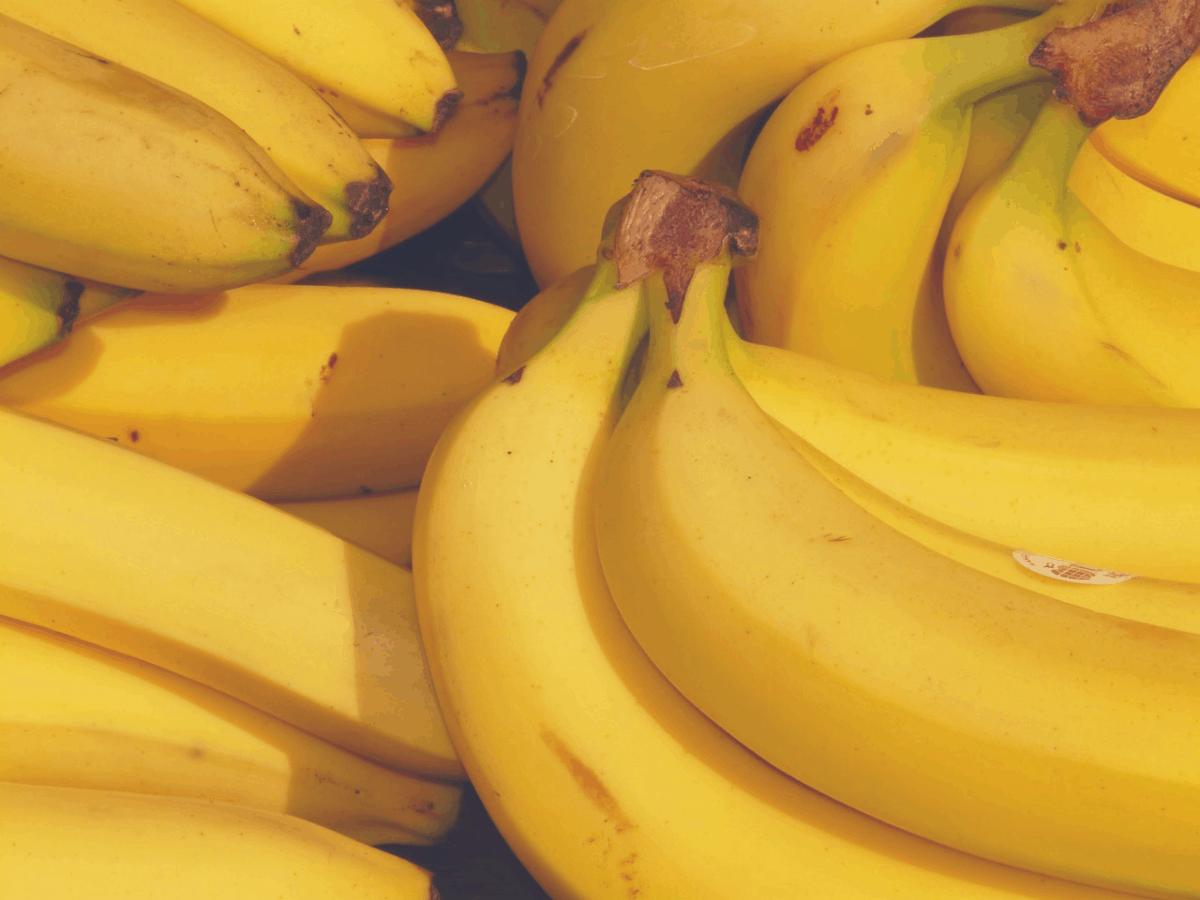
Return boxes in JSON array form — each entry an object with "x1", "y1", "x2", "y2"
[
  {"x1": 415, "y1": 172, "x2": 1151, "y2": 900},
  {"x1": 0, "y1": 405, "x2": 461, "y2": 779},
  {"x1": 734, "y1": 3, "x2": 1102, "y2": 388},
  {"x1": 511, "y1": 0, "x2": 1053, "y2": 287},
  {"x1": 276, "y1": 487, "x2": 420, "y2": 569},
  {"x1": 0, "y1": 615, "x2": 460, "y2": 845},
  {"x1": 1, "y1": 782, "x2": 438, "y2": 899},
  {"x1": 593, "y1": 180, "x2": 1200, "y2": 895},
  {"x1": 0, "y1": 13, "x2": 332, "y2": 293},
  {"x1": 0, "y1": 284, "x2": 513, "y2": 500},
  {"x1": 945, "y1": 93, "x2": 1200, "y2": 404}
]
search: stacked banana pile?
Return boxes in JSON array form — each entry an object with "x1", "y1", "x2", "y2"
[{"x1": 3, "y1": 0, "x2": 1200, "y2": 897}]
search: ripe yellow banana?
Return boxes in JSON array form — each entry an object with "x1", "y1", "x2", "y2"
[
  {"x1": 1089, "y1": 48, "x2": 1200, "y2": 204},
  {"x1": 415, "y1": 186, "x2": 1149, "y2": 900},
  {"x1": 594, "y1": 248, "x2": 1200, "y2": 896},
  {"x1": 0, "y1": 284, "x2": 513, "y2": 500},
  {"x1": 735, "y1": 4, "x2": 1101, "y2": 388},
  {"x1": 0, "y1": 615, "x2": 460, "y2": 845},
  {"x1": 170, "y1": 0, "x2": 459, "y2": 137},
  {"x1": 0, "y1": 782, "x2": 437, "y2": 899},
  {"x1": 945, "y1": 93, "x2": 1200, "y2": 405},
  {"x1": 271, "y1": 49, "x2": 524, "y2": 283},
  {"x1": 512, "y1": 0, "x2": 1053, "y2": 287},
  {"x1": 0, "y1": 406, "x2": 461, "y2": 779},
  {"x1": 0, "y1": 0, "x2": 391, "y2": 244},
  {"x1": 1069, "y1": 135, "x2": 1200, "y2": 272},
  {"x1": 0, "y1": 13, "x2": 332, "y2": 293},
  {"x1": 275, "y1": 488, "x2": 420, "y2": 570}
]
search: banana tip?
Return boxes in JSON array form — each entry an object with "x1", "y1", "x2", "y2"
[
  {"x1": 345, "y1": 171, "x2": 394, "y2": 239},
  {"x1": 290, "y1": 200, "x2": 334, "y2": 267}
]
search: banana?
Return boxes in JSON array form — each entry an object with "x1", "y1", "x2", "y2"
[
  {"x1": 0, "y1": 0, "x2": 391, "y2": 244},
  {"x1": 0, "y1": 405, "x2": 461, "y2": 779},
  {"x1": 0, "y1": 284, "x2": 513, "y2": 501},
  {"x1": 170, "y1": 0, "x2": 460, "y2": 137},
  {"x1": 415, "y1": 176, "x2": 1149, "y2": 900},
  {"x1": 944, "y1": 93, "x2": 1200, "y2": 405},
  {"x1": 1068, "y1": 134, "x2": 1200, "y2": 272},
  {"x1": 271, "y1": 49, "x2": 524, "y2": 283},
  {"x1": 0, "y1": 615, "x2": 460, "y2": 845},
  {"x1": 735, "y1": 1, "x2": 1107, "y2": 389},
  {"x1": 275, "y1": 488, "x2": 420, "y2": 570},
  {"x1": 0, "y1": 782, "x2": 437, "y2": 899},
  {"x1": 594, "y1": 238, "x2": 1200, "y2": 895},
  {"x1": 1089, "y1": 48, "x2": 1200, "y2": 204},
  {"x1": 511, "y1": 0, "x2": 1053, "y2": 287},
  {"x1": 0, "y1": 13, "x2": 332, "y2": 293}
]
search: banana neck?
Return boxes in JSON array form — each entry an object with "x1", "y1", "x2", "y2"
[
  {"x1": 1001, "y1": 92, "x2": 1094, "y2": 210},
  {"x1": 642, "y1": 259, "x2": 737, "y2": 389},
  {"x1": 536, "y1": 256, "x2": 647, "y2": 365},
  {"x1": 927, "y1": 0, "x2": 1115, "y2": 109}
]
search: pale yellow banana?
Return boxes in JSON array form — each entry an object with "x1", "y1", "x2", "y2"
[
  {"x1": 171, "y1": 0, "x2": 459, "y2": 136},
  {"x1": 945, "y1": 94, "x2": 1200, "y2": 405},
  {"x1": 1069, "y1": 135, "x2": 1200, "y2": 272},
  {"x1": 0, "y1": 406, "x2": 460, "y2": 779},
  {"x1": 415, "y1": 229, "x2": 1149, "y2": 900},
  {"x1": 0, "y1": 284, "x2": 512, "y2": 501},
  {"x1": 0, "y1": 615, "x2": 460, "y2": 845},
  {"x1": 0, "y1": 782, "x2": 437, "y2": 899},
  {"x1": 0, "y1": 0, "x2": 391, "y2": 243},
  {"x1": 735, "y1": 1, "x2": 1106, "y2": 389},
  {"x1": 271, "y1": 50, "x2": 524, "y2": 282},
  {"x1": 0, "y1": 13, "x2": 331, "y2": 292},
  {"x1": 512, "y1": 0, "x2": 1053, "y2": 287},
  {"x1": 594, "y1": 255, "x2": 1200, "y2": 896},
  {"x1": 275, "y1": 488, "x2": 420, "y2": 570}
]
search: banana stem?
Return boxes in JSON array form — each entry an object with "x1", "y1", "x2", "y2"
[{"x1": 1002, "y1": 92, "x2": 1095, "y2": 213}]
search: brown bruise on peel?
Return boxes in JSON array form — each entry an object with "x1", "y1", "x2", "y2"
[
  {"x1": 1029, "y1": 0, "x2": 1200, "y2": 125},
  {"x1": 58, "y1": 280, "x2": 84, "y2": 337},
  {"x1": 541, "y1": 729, "x2": 635, "y2": 834},
  {"x1": 502, "y1": 365, "x2": 526, "y2": 384},
  {"x1": 537, "y1": 30, "x2": 589, "y2": 108},
  {"x1": 343, "y1": 166, "x2": 393, "y2": 239},
  {"x1": 410, "y1": 0, "x2": 463, "y2": 50},
  {"x1": 288, "y1": 199, "x2": 333, "y2": 267},
  {"x1": 667, "y1": 369, "x2": 683, "y2": 389},
  {"x1": 796, "y1": 102, "x2": 839, "y2": 151}
]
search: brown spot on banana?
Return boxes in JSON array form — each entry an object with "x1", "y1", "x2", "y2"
[
  {"x1": 796, "y1": 99, "x2": 840, "y2": 151},
  {"x1": 541, "y1": 729, "x2": 635, "y2": 834},
  {"x1": 537, "y1": 30, "x2": 590, "y2": 109}
]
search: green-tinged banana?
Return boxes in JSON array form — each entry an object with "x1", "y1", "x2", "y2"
[
  {"x1": 0, "y1": 13, "x2": 331, "y2": 292},
  {"x1": 0, "y1": 284, "x2": 512, "y2": 501},
  {"x1": 1089, "y1": 48, "x2": 1200, "y2": 203},
  {"x1": 170, "y1": 0, "x2": 460, "y2": 137},
  {"x1": 0, "y1": 0, "x2": 391, "y2": 243},
  {"x1": 945, "y1": 93, "x2": 1200, "y2": 404},
  {"x1": 0, "y1": 615, "x2": 460, "y2": 845},
  {"x1": 0, "y1": 782, "x2": 437, "y2": 899},
  {"x1": 275, "y1": 488, "x2": 420, "y2": 570},
  {"x1": 735, "y1": 0, "x2": 1107, "y2": 389},
  {"x1": 512, "y1": 0, "x2": 1054, "y2": 287},
  {"x1": 1069, "y1": 134, "x2": 1200, "y2": 272},
  {"x1": 270, "y1": 50, "x2": 524, "y2": 282},
  {"x1": 0, "y1": 406, "x2": 461, "y2": 779},
  {"x1": 594, "y1": 230, "x2": 1200, "y2": 896},
  {"x1": 415, "y1": 173, "x2": 1150, "y2": 900}
]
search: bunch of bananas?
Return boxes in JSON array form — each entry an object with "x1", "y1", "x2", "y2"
[{"x1": 5, "y1": 0, "x2": 1200, "y2": 896}]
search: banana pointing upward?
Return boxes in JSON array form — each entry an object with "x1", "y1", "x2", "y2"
[
  {"x1": 945, "y1": 93, "x2": 1200, "y2": 405},
  {"x1": 594, "y1": 242, "x2": 1200, "y2": 896},
  {"x1": 415, "y1": 175, "x2": 1152, "y2": 900},
  {"x1": 0, "y1": 615, "x2": 461, "y2": 846}
]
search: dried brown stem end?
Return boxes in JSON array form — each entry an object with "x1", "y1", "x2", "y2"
[
  {"x1": 411, "y1": 0, "x2": 463, "y2": 50},
  {"x1": 611, "y1": 171, "x2": 758, "y2": 321},
  {"x1": 1029, "y1": 0, "x2": 1200, "y2": 125}
]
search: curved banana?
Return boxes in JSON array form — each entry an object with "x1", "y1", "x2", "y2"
[
  {"x1": 945, "y1": 94, "x2": 1200, "y2": 405},
  {"x1": 735, "y1": 4, "x2": 1099, "y2": 388},
  {"x1": 415, "y1": 188, "x2": 1149, "y2": 900},
  {"x1": 1068, "y1": 135, "x2": 1200, "y2": 272},
  {"x1": 1, "y1": 782, "x2": 436, "y2": 899},
  {"x1": 511, "y1": 0, "x2": 1053, "y2": 287},
  {"x1": 0, "y1": 615, "x2": 460, "y2": 845},
  {"x1": 0, "y1": 284, "x2": 512, "y2": 501},
  {"x1": 272, "y1": 50, "x2": 524, "y2": 283},
  {"x1": 170, "y1": 0, "x2": 459, "y2": 137},
  {"x1": 275, "y1": 488, "x2": 420, "y2": 569},
  {"x1": 1089, "y1": 49, "x2": 1200, "y2": 203},
  {"x1": 0, "y1": 405, "x2": 461, "y2": 779},
  {"x1": 0, "y1": 0, "x2": 391, "y2": 244},
  {"x1": 594, "y1": 251, "x2": 1200, "y2": 896}
]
